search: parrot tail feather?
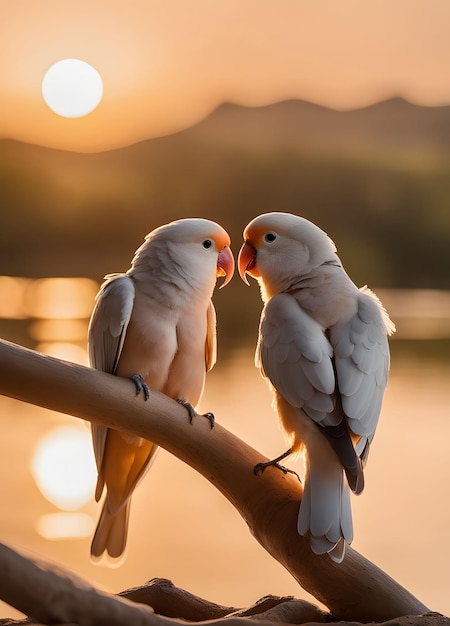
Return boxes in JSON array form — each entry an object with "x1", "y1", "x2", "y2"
[
  {"x1": 297, "y1": 453, "x2": 353, "y2": 563},
  {"x1": 90, "y1": 499, "x2": 131, "y2": 562},
  {"x1": 94, "y1": 474, "x2": 104, "y2": 503},
  {"x1": 310, "y1": 535, "x2": 346, "y2": 563}
]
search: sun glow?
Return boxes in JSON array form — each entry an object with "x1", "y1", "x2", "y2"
[
  {"x1": 31, "y1": 425, "x2": 97, "y2": 511},
  {"x1": 42, "y1": 59, "x2": 103, "y2": 118}
]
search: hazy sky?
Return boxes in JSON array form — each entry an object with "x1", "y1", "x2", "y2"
[{"x1": 1, "y1": 0, "x2": 450, "y2": 152}]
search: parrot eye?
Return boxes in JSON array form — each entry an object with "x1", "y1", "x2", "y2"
[
  {"x1": 202, "y1": 239, "x2": 213, "y2": 249},
  {"x1": 264, "y1": 232, "x2": 277, "y2": 243}
]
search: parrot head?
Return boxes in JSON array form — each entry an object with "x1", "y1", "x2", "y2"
[
  {"x1": 135, "y1": 217, "x2": 234, "y2": 290},
  {"x1": 238, "y1": 212, "x2": 338, "y2": 298}
]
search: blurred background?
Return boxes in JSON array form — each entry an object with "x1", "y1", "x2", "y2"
[{"x1": 1, "y1": 0, "x2": 450, "y2": 620}]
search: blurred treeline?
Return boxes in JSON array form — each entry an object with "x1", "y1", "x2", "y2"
[{"x1": 1, "y1": 96, "x2": 449, "y2": 346}]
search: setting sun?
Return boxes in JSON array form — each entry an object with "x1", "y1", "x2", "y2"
[
  {"x1": 42, "y1": 59, "x2": 103, "y2": 118},
  {"x1": 1, "y1": 2, "x2": 450, "y2": 151}
]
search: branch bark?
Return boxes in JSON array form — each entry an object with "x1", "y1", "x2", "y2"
[
  {"x1": 0, "y1": 339, "x2": 429, "y2": 622},
  {"x1": 118, "y1": 577, "x2": 328, "y2": 622},
  {"x1": 0, "y1": 542, "x2": 156, "y2": 626},
  {"x1": 0, "y1": 546, "x2": 327, "y2": 626}
]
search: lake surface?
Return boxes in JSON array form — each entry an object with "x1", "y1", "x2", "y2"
[{"x1": 0, "y1": 285, "x2": 449, "y2": 619}]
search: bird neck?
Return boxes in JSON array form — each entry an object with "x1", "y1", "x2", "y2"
[{"x1": 284, "y1": 263, "x2": 356, "y2": 328}]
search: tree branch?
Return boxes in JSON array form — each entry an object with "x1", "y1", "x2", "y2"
[
  {"x1": 118, "y1": 577, "x2": 329, "y2": 623},
  {"x1": 0, "y1": 339, "x2": 429, "y2": 621},
  {"x1": 0, "y1": 544, "x2": 328, "y2": 626},
  {"x1": 0, "y1": 542, "x2": 156, "y2": 626}
]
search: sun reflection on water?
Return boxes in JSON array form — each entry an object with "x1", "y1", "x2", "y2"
[
  {"x1": 0, "y1": 277, "x2": 99, "y2": 546},
  {"x1": 0, "y1": 276, "x2": 32, "y2": 319},
  {"x1": 23, "y1": 277, "x2": 98, "y2": 320},
  {"x1": 0, "y1": 277, "x2": 450, "y2": 617},
  {"x1": 30, "y1": 425, "x2": 97, "y2": 542},
  {"x1": 35, "y1": 341, "x2": 89, "y2": 365},
  {"x1": 29, "y1": 319, "x2": 88, "y2": 342},
  {"x1": 0, "y1": 276, "x2": 98, "y2": 321},
  {"x1": 0, "y1": 276, "x2": 97, "y2": 364},
  {"x1": 31, "y1": 425, "x2": 97, "y2": 512}
]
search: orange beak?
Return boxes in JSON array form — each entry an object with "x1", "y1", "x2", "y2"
[
  {"x1": 216, "y1": 246, "x2": 235, "y2": 288},
  {"x1": 238, "y1": 241, "x2": 257, "y2": 286}
]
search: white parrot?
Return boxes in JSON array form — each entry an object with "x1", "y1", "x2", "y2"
[
  {"x1": 238, "y1": 212, "x2": 395, "y2": 563},
  {"x1": 88, "y1": 218, "x2": 234, "y2": 560}
]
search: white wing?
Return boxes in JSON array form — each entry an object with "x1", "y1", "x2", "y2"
[
  {"x1": 88, "y1": 274, "x2": 135, "y2": 373},
  {"x1": 257, "y1": 293, "x2": 337, "y2": 425},
  {"x1": 88, "y1": 274, "x2": 135, "y2": 475},
  {"x1": 330, "y1": 286, "x2": 393, "y2": 460},
  {"x1": 258, "y1": 292, "x2": 364, "y2": 493}
]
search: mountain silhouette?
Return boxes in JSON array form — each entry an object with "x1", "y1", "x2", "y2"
[
  {"x1": 2, "y1": 96, "x2": 450, "y2": 160},
  {"x1": 181, "y1": 97, "x2": 450, "y2": 153},
  {"x1": 0, "y1": 97, "x2": 449, "y2": 299}
]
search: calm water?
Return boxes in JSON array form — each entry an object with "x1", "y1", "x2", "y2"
[{"x1": 0, "y1": 284, "x2": 449, "y2": 618}]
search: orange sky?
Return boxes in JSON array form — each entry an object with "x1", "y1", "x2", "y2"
[{"x1": 1, "y1": 0, "x2": 450, "y2": 152}]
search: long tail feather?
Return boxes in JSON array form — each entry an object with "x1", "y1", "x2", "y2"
[
  {"x1": 297, "y1": 446, "x2": 353, "y2": 563},
  {"x1": 90, "y1": 499, "x2": 131, "y2": 561}
]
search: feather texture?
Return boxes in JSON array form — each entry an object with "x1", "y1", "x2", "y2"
[
  {"x1": 88, "y1": 218, "x2": 233, "y2": 561},
  {"x1": 239, "y1": 212, "x2": 394, "y2": 562}
]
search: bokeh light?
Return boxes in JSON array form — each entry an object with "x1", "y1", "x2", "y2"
[
  {"x1": 36, "y1": 512, "x2": 94, "y2": 540},
  {"x1": 35, "y1": 342, "x2": 89, "y2": 366},
  {"x1": 0, "y1": 277, "x2": 32, "y2": 319},
  {"x1": 31, "y1": 425, "x2": 97, "y2": 511},
  {"x1": 23, "y1": 277, "x2": 98, "y2": 320}
]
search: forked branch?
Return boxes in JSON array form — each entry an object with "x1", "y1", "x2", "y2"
[{"x1": 0, "y1": 339, "x2": 429, "y2": 622}]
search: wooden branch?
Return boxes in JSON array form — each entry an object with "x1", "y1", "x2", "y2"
[
  {"x1": 118, "y1": 578, "x2": 329, "y2": 623},
  {"x1": 1, "y1": 543, "x2": 328, "y2": 626},
  {"x1": 119, "y1": 577, "x2": 239, "y2": 620},
  {"x1": 0, "y1": 549, "x2": 441, "y2": 626},
  {"x1": 0, "y1": 542, "x2": 157, "y2": 626},
  {"x1": 0, "y1": 339, "x2": 430, "y2": 622}
]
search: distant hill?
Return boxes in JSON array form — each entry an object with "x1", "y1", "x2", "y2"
[
  {"x1": 183, "y1": 97, "x2": 450, "y2": 153},
  {"x1": 2, "y1": 96, "x2": 450, "y2": 163},
  {"x1": 0, "y1": 97, "x2": 449, "y2": 307}
]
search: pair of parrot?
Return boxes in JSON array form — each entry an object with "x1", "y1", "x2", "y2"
[{"x1": 88, "y1": 213, "x2": 394, "y2": 564}]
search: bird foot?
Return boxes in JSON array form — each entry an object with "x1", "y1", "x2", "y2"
[
  {"x1": 253, "y1": 448, "x2": 301, "y2": 482},
  {"x1": 130, "y1": 374, "x2": 150, "y2": 401},
  {"x1": 253, "y1": 460, "x2": 301, "y2": 481},
  {"x1": 177, "y1": 399, "x2": 215, "y2": 428}
]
